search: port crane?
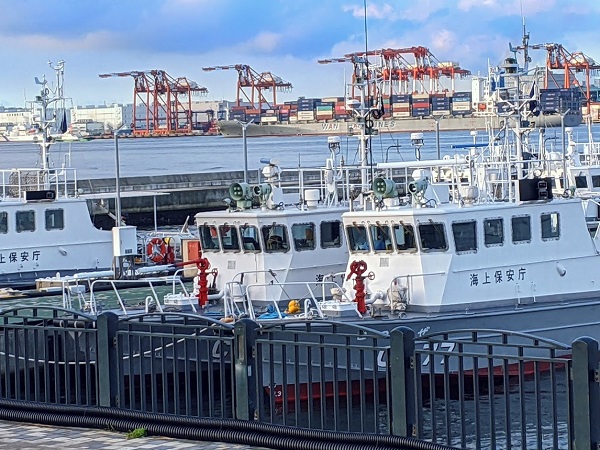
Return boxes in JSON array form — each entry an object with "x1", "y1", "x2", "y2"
[
  {"x1": 202, "y1": 64, "x2": 292, "y2": 110},
  {"x1": 98, "y1": 70, "x2": 208, "y2": 136},
  {"x1": 368, "y1": 46, "x2": 470, "y2": 95},
  {"x1": 320, "y1": 47, "x2": 471, "y2": 98},
  {"x1": 508, "y1": 20, "x2": 600, "y2": 120},
  {"x1": 529, "y1": 43, "x2": 600, "y2": 105}
]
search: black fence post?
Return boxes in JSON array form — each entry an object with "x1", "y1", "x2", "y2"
[
  {"x1": 234, "y1": 318, "x2": 258, "y2": 421},
  {"x1": 571, "y1": 336, "x2": 600, "y2": 449},
  {"x1": 389, "y1": 326, "x2": 416, "y2": 437},
  {"x1": 96, "y1": 312, "x2": 119, "y2": 408}
]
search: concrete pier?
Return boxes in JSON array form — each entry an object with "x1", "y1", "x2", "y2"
[{"x1": 80, "y1": 168, "x2": 331, "y2": 228}]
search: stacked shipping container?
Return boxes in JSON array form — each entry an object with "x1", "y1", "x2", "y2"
[
  {"x1": 451, "y1": 92, "x2": 472, "y2": 115},
  {"x1": 539, "y1": 88, "x2": 582, "y2": 114},
  {"x1": 226, "y1": 92, "x2": 480, "y2": 124}
]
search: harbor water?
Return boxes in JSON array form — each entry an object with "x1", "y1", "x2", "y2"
[{"x1": 3, "y1": 124, "x2": 600, "y2": 180}]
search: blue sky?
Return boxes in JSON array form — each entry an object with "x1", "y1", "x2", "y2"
[{"x1": 1, "y1": 0, "x2": 599, "y2": 107}]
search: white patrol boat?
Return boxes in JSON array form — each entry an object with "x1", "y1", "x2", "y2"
[
  {"x1": 193, "y1": 142, "x2": 354, "y2": 309},
  {"x1": 0, "y1": 61, "x2": 118, "y2": 289}
]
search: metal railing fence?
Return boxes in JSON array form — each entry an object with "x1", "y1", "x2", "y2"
[{"x1": 0, "y1": 307, "x2": 598, "y2": 449}]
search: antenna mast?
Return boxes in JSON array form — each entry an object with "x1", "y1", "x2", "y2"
[{"x1": 35, "y1": 60, "x2": 65, "y2": 171}]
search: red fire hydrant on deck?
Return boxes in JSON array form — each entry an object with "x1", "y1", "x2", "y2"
[
  {"x1": 346, "y1": 260, "x2": 373, "y2": 314},
  {"x1": 196, "y1": 258, "x2": 212, "y2": 308},
  {"x1": 174, "y1": 256, "x2": 216, "y2": 308}
]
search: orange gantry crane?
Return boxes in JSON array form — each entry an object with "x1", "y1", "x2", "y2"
[
  {"x1": 319, "y1": 46, "x2": 471, "y2": 98},
  {"x1": 99, "y1": 70, "x2": 208, "y2": 136},
  {"x1": 531, "y1": 43, "x2": 600, "y2": 105},
  {"x1": 202, "y1": 64, "x2": 292, "y2": 110}
]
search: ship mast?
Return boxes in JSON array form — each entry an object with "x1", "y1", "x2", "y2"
[{"x1": 34, "y1": 60, "x2": 65, "y2": 172}]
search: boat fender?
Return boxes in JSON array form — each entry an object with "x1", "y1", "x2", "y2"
[
  {"x1": 556, "y1": 262, "x2": 567, "y2": 277},
  {"x1": 285, "y1": 299, "x2": 301, "y2": 314},
  {"x1": 146, "y1": 238, "x2": 167, "y2": 263}
]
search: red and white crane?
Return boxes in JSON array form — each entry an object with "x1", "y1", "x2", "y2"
[
  {"x1": 202, "y1": 64, "x2": 292, "y2": 110},
  {"x1": 99, "y1": 70, "x2": 208, "y2": 136}
]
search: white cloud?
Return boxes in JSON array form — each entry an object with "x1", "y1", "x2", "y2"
[
  {"x1": 458, "y1": 0, "x2": 497, "y2": 11},
  {"x1": 400, "y1": 1, "x2": 448, "y2": 21},
  {"x1": 430, "y1": 29, "x2": 456, "y2": 53},
  {"x1": 343, "y1": 3, "x2": 398, "y2": 20},
  {"x1": 0, "y1": 30, "x2": 122, "y2": 52},
  {"x1": 248, "y1": 32, "x2": 282, "y2": 53},
  {"x1": 458, "y1": 0, "x2": 554, "y2": 15}
]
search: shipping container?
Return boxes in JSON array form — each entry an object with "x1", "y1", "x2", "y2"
[
  {"x1": 229, "y1": 113, "x2": 246, "y2": 121},
  {"x1": 391, "y1": 94, "x2": 411, "y2": 103},
  {"x1": 334, "y1": 113, "x2": 350, "y2": 120},
  {"x1": 452, "y1": 92, "x2": 472, "y2": 99},
  {"x1": 316, "y1": 114, "x2": 334, "y2": 121},
  {"x1": 260, "y1": 116, "x2": 278, "y2": 124},
  {"x1": 412, "y1": 107, "x2": 430, "y2": 117},
  {"x1": 297, "y1": 111, "x2": 315, "y2": 121},
  {"x1": 412, "y1": 102, "x2": 430, "y2": 108},
  {"x1": 451, "y1": 104, "x2": 471, "y2": 111}
]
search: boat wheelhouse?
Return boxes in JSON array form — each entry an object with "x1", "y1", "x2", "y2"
[
  {"x1": 0, "y1": 167, "x2": 115, "y2": 288},
  {"x1": 194, "y1": 150, "x2": 354, "y2": 306}
]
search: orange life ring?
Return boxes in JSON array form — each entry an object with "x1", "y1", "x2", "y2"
[
  {"x1": 146, "y1": 237, "x2": 167, "y2": 263},
  {"x1": 477, "y1": 103, "x2": 487, "y2": 111}
]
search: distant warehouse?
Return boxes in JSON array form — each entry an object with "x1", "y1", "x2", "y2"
[{"x1": 71, "y1": 100, "x2": 230, "y2": 136}]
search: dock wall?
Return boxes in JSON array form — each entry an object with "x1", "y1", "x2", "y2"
[{"x1": 80, "y1": 170, "x2": 298, "y2": 228}]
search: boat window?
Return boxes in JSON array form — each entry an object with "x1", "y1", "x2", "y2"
[
  {"x1": 593, "y1": 176, "x2": 600, "y2": 188},
  {"x1": 452, "y1": 220, "x2": 477, "y2": 253},
  {"x1": 369, "y1": 224, "x2": 392, "y2": 252},
  {"x1": 292, "y1": 222, "x2": 315, "y2": 251},
  {"x1": 392, "y1": 223, "x2": 416, "y2": 252},
  {"x1": 346, "y1": 224, "x2": 369, "y2": 252},
  {"x1": 198, "y1": 224, "x2": 220, "y2": 252},
  {"x1": 262, "y1": 224, "x2": 290, "y2": 253},
  {"x1": 484, "y1": 218, "x2": 504, "y2": 247},
  {"x1": 511, "y1": 215, "x2": 531, "y2": 244},
  {"x1": 320, "y1": 221, "x2": 342, "y2": 248},
  {"x1": 240, "y1": 225, "x2": 261, "y2": 252},
  {"x1": 45, "y1": 209, "x2": 64, "y2": 230},
  {"x1": 418, "y1": 222, "x2": 448, "y2": 251},
  {"x1": 541, "y1": 212, "x2": 560, "y2": 240},
  {"x1": 0, "y1": 212, "x2": 7, "y2": 234},
  {"x1": 16, "y1": 210, "x2": 35, "y2": 233},
  {"x1": 575, "y1": 175, "x2": 588, "y2": 188},
  {"x1": 219, "y1": 225, "x2": 240, "y2": 252}
]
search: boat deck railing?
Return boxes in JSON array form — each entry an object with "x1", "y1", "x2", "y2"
[
  {"x1": 56, "y1": 271, "x2": 194, "y2": 316},
  {"x1": 0, "y1": 167, "x2": 78, "y2": 199},
  {"x1": 237, "y1": 279, "x2": 354, "y2": 321},
  {"x1": 277, "y1": 165, "x2": 363, "y2": 207},
  {"x1": 377, "y1": 155, "x2": 551, "y2": 205},
  {"x1": 573, "y1": 141, "x2": 600, "y2": 165}
]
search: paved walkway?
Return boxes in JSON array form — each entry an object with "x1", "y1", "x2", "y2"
[{"x1": 0, "y1": 420, "x2": 268, "y2": 449}]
